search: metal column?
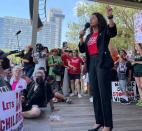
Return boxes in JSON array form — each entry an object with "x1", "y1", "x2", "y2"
[{"x1": 31, "y1": 0, "x2": 39, "y2": 52}]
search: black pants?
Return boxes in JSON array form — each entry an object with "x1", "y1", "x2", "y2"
[{"x1": 89, "y1": 55, "x2": 113, "y2": 128}]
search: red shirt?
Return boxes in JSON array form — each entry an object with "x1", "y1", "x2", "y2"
[
  {"x1": 61, "y1": 53, "x2": 69, "y2": 67},
  {"x1": 68, "y1": 57, "x2": 83, "y2": 74},
  {"x1": 87, "y1": 32, "x2": 99, "y2": 55}
]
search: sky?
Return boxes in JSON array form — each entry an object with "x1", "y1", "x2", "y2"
[{"x1": 0, "y1": 0, "x2": 83, "y2": 43}]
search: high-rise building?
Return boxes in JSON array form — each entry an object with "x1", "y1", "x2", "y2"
[
  {"x1": 0, "y1": 9, "x2": 65, "y2": 50},
  {"x1": 47, "y1": 9, "x2": 65, "y2": 48},
  {"x1": 0, "y1": 17, "x2": 32, "y2": 50}
]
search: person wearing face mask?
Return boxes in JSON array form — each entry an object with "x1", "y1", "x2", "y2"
[
  {"x1": 10, "y1": 66, "x2": 27, "y2": 91},
  {"x1": 22, "y1": 70, "x2": 54, "y2": 118},
  {"x1": 79, "y1": 6, "x2": 117, "y2": 131},
  {"x1": 116, "y1": 50, "x2": 132, "y2": 104}
]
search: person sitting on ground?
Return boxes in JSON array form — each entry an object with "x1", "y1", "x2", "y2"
[
  {"x1": 47, "y1": 76, "x2": 72, "y2": 104},
  {"x1": 39, "y1": 67, "x2": 71, "y2": 104},
  {"x1": 10, "y1": 66, "x2": 27, "y2": 91},
  {"x1": 22, "y1": 70, "x2": 54, "y2": 119}
]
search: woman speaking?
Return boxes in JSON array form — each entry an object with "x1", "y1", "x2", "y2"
[{"x1": 79, "y1": 7, "x2": 117, "y2": 131}]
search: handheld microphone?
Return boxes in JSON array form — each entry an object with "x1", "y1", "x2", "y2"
[
  {"x1": 83, "y1": 22, "x2": 90, "y2": 31},
  {"x1": 16, "y1": 30, "x2": 21, "y2": 35},
  {"x1": 79, "y1": 22, "x2": 90, "y2": 38}
]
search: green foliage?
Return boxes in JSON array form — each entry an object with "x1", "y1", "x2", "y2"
[
  {"x1": 68, "y1": 43, "x2": 78, "y2": 49},
  {"x1": 66, "y1": 22, "x2": 81, "y2": 44},
  {"x1": 2, "y1": 49, "x2": 21, "y2": 64},
  {"x1": 8, "y1": 54, "x2": 21, "y2": 65},
  {"x1": 66, "y1": 1, "x2": 139, "y2": 49}
]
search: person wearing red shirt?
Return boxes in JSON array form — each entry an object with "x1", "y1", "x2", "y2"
[
  {"x1": 79, "y1": 6, "x2": 117, "y2": 131},
  {"x1": 67, "y1": 50, "x2": 73, "y2": 71},
  {"x1": 68, "y1": 50, "x2": 83, "y2": 98},
  {"x1": 61, "y1": 50, "x2": 70, "y2": 68},
  {"x1": 61, "y1": 50, "x2": 70, "y2": 96},
  {"x1": 87, "y1": 32, "x2": 99, "y2": 55}
]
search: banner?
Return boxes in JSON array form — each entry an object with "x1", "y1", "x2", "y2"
[
  {"x1": 134, "y1": 11, "x2": 142, "y2": 44},
  {"x1": 0, "y1": 91, "x2": 23, "y2": 131},
  {"x1": 112, "y1": 81, "x2": 137, "y2": 102}
]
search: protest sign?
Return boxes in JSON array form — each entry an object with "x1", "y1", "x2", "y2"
[
  {"x1": 112, "y1": 81, "x2": 137, "y2": 102},
  {"x1": 0, "y1": 91, "x2": 23, "y2": 131}
]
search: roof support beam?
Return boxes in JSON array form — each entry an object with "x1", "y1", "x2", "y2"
[{"x1": 89, "y1": 0, "x2": 142, "y2": 9}]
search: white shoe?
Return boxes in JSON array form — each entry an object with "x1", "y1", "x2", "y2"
[
  {"x1": 78, "y1": 94, "x2": 82, "y2": 98},
  {"x1": 70, "y1": 93, "x2": 75, "y2": 97},
  {"x1": 89, "y1": 97, "x2": 93, "y2": 103}
]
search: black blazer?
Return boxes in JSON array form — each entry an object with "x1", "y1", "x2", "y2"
[{"x1": 78, "y1": 24, "x2": 117, "y2": 71}]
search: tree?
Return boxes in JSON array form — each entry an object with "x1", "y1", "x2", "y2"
[
  {"x1": 68, "y1": 43, "x2": 78, "y2": 49},
  {"x1": 66, "y1": 1, "x2": 139, "y2": 49},
  {"x1": 66, "y1": 22, "x2": 81, "y2": 45}
]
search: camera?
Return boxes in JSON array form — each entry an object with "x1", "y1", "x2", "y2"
[
  {"x1": 15, "y1": 50, "x2": 25, "y2": 58},
  {"x1": 33, "y1": 43, "x2": 46, "y2": 60},
  {"x1": 36, "y1": 43, "x2": 44, "y2": 52}
]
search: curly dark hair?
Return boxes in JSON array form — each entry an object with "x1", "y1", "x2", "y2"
[
  {"x1": 91, "y1": 12, "x2": 107, "y2": 33},
  {"x1": 134, "y1": 43, "x2": 142, "y2": 54}
]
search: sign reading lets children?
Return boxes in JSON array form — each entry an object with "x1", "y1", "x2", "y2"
[
  {"x1": 0, "y1": 91, "x2": 23, "y2": 131},
  {"x1": 112, "y1": 81, "x2": 137, "y2": 102}
]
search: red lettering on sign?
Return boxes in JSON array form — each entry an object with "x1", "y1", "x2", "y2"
[
  {"x1": 16, "y1": 92, "x2": 21, "y2": 112},
  {"x1": 2, "y1": 101, "x2": 14, "y2": 111}
]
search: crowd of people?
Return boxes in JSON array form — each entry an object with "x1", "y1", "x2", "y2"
[
  {"x1": 0, "y1": 36, "x2": 142, "y2": 131},
  {"x1": 0, "y1": 41, "x2": 142, "y2": 112},
  {"x1": 0, "y1": 41, "x2": 89, "y2": 119},
  {"x1": 110, "y1": 44, "x2": 142, "y2": 106}
]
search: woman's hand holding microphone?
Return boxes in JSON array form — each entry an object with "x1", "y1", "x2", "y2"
[
  {"x1": 79, "y1": 30, "x2": 85, "y2": 44},
  {"x1": 79, "y1": 22, "x2": 90, "y2": 44}
]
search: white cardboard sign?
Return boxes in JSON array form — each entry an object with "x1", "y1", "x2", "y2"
[
  {"x1": 0, "y1": 91, "x2": 23, "y2": 131},
  {"x1": 112, "y1": 81, "x2": 137, "y2": 102}
]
